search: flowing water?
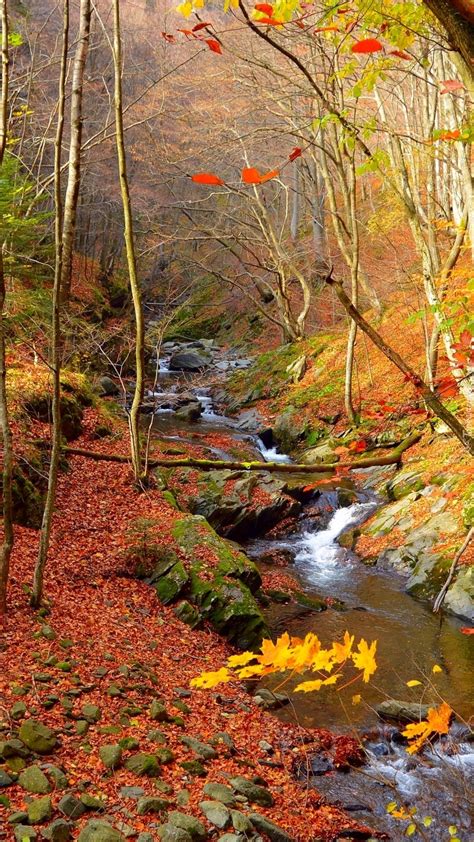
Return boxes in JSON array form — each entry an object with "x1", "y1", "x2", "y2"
[{"x1": 149, "y1": 368, "x2": 473, "y2": 839}]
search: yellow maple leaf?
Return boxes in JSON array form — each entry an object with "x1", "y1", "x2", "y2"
[
  {"x1": 294, "y1": 674, "x2": 342, "y2": 694},
  {"x1": 331, "y1": 631, "x2": 354, "y2": 664},
  {"x1": 402, "y1": 701, "x2": 452, "y2": 754},
  {"x1": 287, "y1": 632, "x2": 321, "y2": 671},
  {"x1": 190, "y1": 667, "x2": 231, "y2": 689},
  {"x1": 427, "y1": 701, "x2": 452, "y2": 734},
  {"x1": 235, "y1": 663, "x2": 267, "y2": 679},
  {"x1": 227, "y1": 651, "x2": 256, "y2": 668},
  {"x1": 258, "y1": 633, "x2": 293, "y2": 670},
  {"x1": 351, "y1": 638, "x2": 377, "y2": 683}
]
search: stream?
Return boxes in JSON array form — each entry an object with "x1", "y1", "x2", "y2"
[{"x1": 148, "y1": 359, "x2": 473, "y2": 840}]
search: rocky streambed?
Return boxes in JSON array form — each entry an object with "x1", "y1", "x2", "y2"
[{"x1": 136, "y1": 341, "x2": 473, "y2": 840}]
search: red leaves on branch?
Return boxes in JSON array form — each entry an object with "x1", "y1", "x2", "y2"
[
  {"x1": 460, "y1": 627, "x2": 474, "y2": 635},
  {"x1": 388, "y1": 49, "x2": 411, "y2": 60},
  {"x1": 192, "y1": 21, "x2": 213, "y2": 31},
  {"x1": 161, "y1": 32, "x2": 176, "y2": 42},
  {"x1": 439, "y1": 79, "x2": 464, "y2": 94},
  {"x1": 191, "y1": 172, "x2": 224, "y2": 185},
  {"x1": 205, "y1": 38, "x2": 222, "y2": 53},
  {"x1": 314, "y1": 25, "x2": 340, "y2": 33},
  {"x1": 348, "y1": 439, "x2": 367, "y2": 453},
  {"x1": 452, "y1": 329, "x2": 474, "y2": 366},
  {"x1": 255, "y1": 2, "x2": 274, "y2": 13},
  {"x1": 257, "y1": 16, "x2": 284, "y2": 25},
  {"x1": 435, "y1": 375, "x2": 458, "y2": 398},
  {"x1": 289, "y1": 147, "x2": 302, "y2": 161},
  {"x1": 436, "y1": 129, "x2": 461, "y2": 141},
  {"x1": 351, "y1": 38, "x2": 383, "y2": 54},
  {"x1": 242, "y1": 167, "x2": 279, "y2": 183},
  {"x1": 177, "y1": 28, "x2": 195, "y2": 38}
]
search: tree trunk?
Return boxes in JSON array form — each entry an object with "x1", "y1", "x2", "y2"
[
  {"x1": 60, "y1": 0, "x2": 91, "y2": 303},
  {"x1": 325, "y1": 271, "x2": 474, "y2": 456},
  {"x1": 0, "y1": 0, "x2": 14, "y2": 617},
  {"x1": 31, "y1": 0, "x2": 69, "y2": 608},
  {"x1": 112, "y1": 0, "x2": 145, "y2": 482},
  {"x1": 423, "y1": 0, "x2": 474, "y2": 86}
]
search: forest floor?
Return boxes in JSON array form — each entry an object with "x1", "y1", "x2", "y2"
[{"x1": 0, "y1": 405, "x2": 379, "y2": 842}]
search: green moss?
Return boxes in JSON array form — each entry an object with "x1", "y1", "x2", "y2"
[{"x1": 462, "y1": 483, "x2": 474, "y2": 528}]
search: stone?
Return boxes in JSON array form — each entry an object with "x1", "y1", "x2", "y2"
[
  {"x1": 0, "y1": 738, "x2": 28, "y2": 759},
  {"x1": 154, "y1": 563, "x2": 189, "y2": 605},
  {"x1": 44, "y1": 765, "x2": 68, "y2": 790},
  {"x1": 19, "y1": 720, "x2": 57, "y2": 754},
  {"x1": 198, "y1": 800, "x2": 231, "y2": 829},
  {"x1": 175, "y1": 403, "x2": 202, "y2": 422},
  {"x1": 14, "y1": 825, "x2": 37, "y2": 841},
  {"x1": 58, "y1": 793, "x2": 86, "y2": 819},
  {"x1": 301, "y1": 442, "x2": 337, "y2": 465},
  {"x1": 119, "y1": 786, "x2": 145, "y2": 800},
  {"x1": 40, "y1": 819, "x2": 72, "y2": 842},
  {"x1": 27, "y1": 796, "x2": 52, "y2": 824},
  {"x1": 249, "y1": 813, "x2": 294, "y2": 842},
  {"x1": 81, "y1": 704, "x2": 101, "y2": 723},
  {"x1": 40, "y1": 625, "x2": 57, "y2": 641},
  {"x1": 150, "y1": 701, "x2": 172, "y2": 722},
  {"x1": 98, "y1": 376, "x2": 120, "y2": 397},
  {"x1": 124, "y1": 752, "x2": 160, "y2": 776},
  {"x1": 157, "y1": 826, "x2": 192, "y2": 842},
  {"x1": 169, "y1": 351, "x2": 210, "y2": 372},
  {"x1": 376, "y1": 700, "x2": 430, "y2": 723},
  {"x1": 180, "y1": 760, "x2": 206, "y2": 776},
  {"x1": 229, "y1": 777, "x2": 274, "y2": 807},
  {"x1": 157, "y1": 747, "x2": 175, "y2": 764},
  {"x1": 217, "y1": 836, "x2": 241, "y2": 842},
  {"x1": 80, "y1": 793, "x2": 106, "y2": 810},
  {"x1": 6, "y1": 755, "x2": 26, "y2": 772},
  {"x1": 75, "y1": 720, "x2": 89, "y2": 736},
  {"x1": 18, "y1": 766, "x2": 51, "y2": 794},
  {"x1": 147, "y1": 729, "x2": 167, "y2": 744},
  {"x1": 230, "y1": 811, "x2": 253, "y2": 833},
  {"x1": 137, "y1": 836, "x2": 154, "y2": 842},
  {"x1": 11, "y1": 701, "x2": 27, "y2": 720},
  {"x1": 173, "y1": 601, "x2": 201, "y2": 629},
  {"x1": 99, "y1": 744, "x2": 122, "y2": 769},
  {"x1": 443, "y1": 567, "x2": 474, "y2": 621},
  {"x1": 180, "y1": 736, "x2": 217, "y2": 760},
  {"x1": 168, "y1": 812, "x2": 206, "y2": 839},
  {"x1": 136, "y1": 796, "x2": 170, "y2": 815},
  {"x1": 202, "y1": 783, "x2": 235, "y2": 806},
  {"x1": 77, "y1": 820, "x2": 126, "y2": 842},
  {"x1": 8, "y1": 811, "x2": 29, "y2": 825},
  {"x1": 0, "y1": 768, "x2": 13, "y2": 787},
  {"x1": 253, "y1": 689, "x2": 289, "y2": 710}
]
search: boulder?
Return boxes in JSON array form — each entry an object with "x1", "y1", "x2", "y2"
[
  {"x1": 169, "y1": 352, "x2": 210, "y2": 372},
  {"x1": 124, "y1": 752, "x2": 161, "y2": 776},
  {"x1": 202, "y1": 783, "x2": 235, "y2": 806},
  {"x1": 154, "y1": 562, "x2": 189, "y2": 605},
  {"x1": 175, "y1": 403, "x2": 202, "y2": 422},
  {"x1": 249, "y1": 813, "x2": 294, "y2": 842},
  {"x1": 27, "y1": 796, "x2": 52, "y2": 824},
  {"x1": 180, "y1": 736, "x2": 217, "y2": 760},
  {"x1": 19, "y1": 720, "x2": 57, "y2": 754},
  {"x1": 229, "y1": 776, "x2": 274, "y2": 807},
  {"x1": 376, "y1": 700, "x2": 430, "y2": 723},
  {"x1": 0, "y1": 769, "x2": 13, "y2": 787},
  {"x1": 253, "y1": 688, "x2": 290, "y2": 710},
  {"x1": 14, "y1": 826, "x2": 37, "y2": 841},
  {"x1": 157, "y1": 826, "x2": 193, "y2": 842},
  {"x1": 198, "y1": 801, "x2": 231, "y2": 829},
  {"x1": 168, "y1": 812, "x2": 207, "y2": 839},
  {"x1": 78, "y1": 821, "x2": 126, "y2": 842},
  {"x1": 40, "y1": 819, "x2": 72, "y2": 842},
  {"x1": 136, "y1": 796, "x2": 170, "y2": 815},
  {"x1": 273, "y1": 407, "x2": 307, "y2": 451},
  {"x1": 81, "y1": 704, "x2": 101, "y2": 723},
  {"x1": 443, "y1": 567, "x2": 474, "y2": 621},
  {"x1": 173, "y1": 600, "x2": 201, "y2": 629},
  {"x1": 98, "y1": 376, "x2": 120, "y2": 397},
  {"x1": 58, "y1": 794, "x2": 86, "y2": 819},
  {"x1": 18, "y1": 766, "x2": 51, "y2": 794},
  {"x1": 149, "y1": 700, "x2": 172, "y2": 722},
  {"x1": 301, "y1": 442, "x2": 337, "y2": 465},
  {"x1": 99, "y1": 743, "x2": 122, "y2": 769}
]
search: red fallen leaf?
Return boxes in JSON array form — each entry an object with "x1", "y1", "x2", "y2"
[
  {"x1": 459, "y1": 329, "x2": 473, "y2": 348},
  {"x1": 161, "y1": 32, "x2": 176, "y2": 42},
  {"x1": 460, "y1": 627, "x2": 474, "y2": 635},
  {"x1": 255, "y1": 2, "x2": 274, "y2": 13},
  {"x1": 205, "y1": 38, "x2": 222, "y2": 53},
  {"x1": 351, "y1": 38, "x2": 383, "y2": 54},
  {"x1": 314, "y1": 25, "x2": 340, "y2": 32},
  {"x1": 440, "y1": 79, "x2": 464, "y2": 94},
  {"x1": 289, "y1": 147, "x2": 302, "y2": 161},
  {"x1": 192, "y1": 22, "x2": 213, "y2": 31},
  {"x1": 349, "y1": 439, "x2": 367, "y2": 453},
  {"x1": 242, "y1": 167, "x2": 279, "y2": 184},
  {"x1": 388, "y1": 49, "x2": 411, "y2": 60},
  {"x1": 191, "y1": 172, "x2": 224, "y2": 185}
]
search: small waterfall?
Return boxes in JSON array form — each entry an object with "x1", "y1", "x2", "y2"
[
  {"x1": 257, "y1": 441, "x2": 291, "y2": 464},
  {"x1": 296, "y1": 501, "x2": 377, "y2": 580}
]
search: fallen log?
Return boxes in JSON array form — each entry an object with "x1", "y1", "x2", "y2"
[{"x1": 54, "y1": 430, "x2": 422, "y2": 474}]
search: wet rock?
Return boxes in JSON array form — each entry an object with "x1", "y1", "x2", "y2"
[
  {"x1": 27, "y1": 796, "x2": 52, "y2": 824},
  {"x1": 58, "y1": 794, "x2": 86, "y2": 819},
  {"x1": 376, "y1": 700, "x2": 430, "y2": 723},
  {"x1": 229, "y1": 776, "x2": 274, "y2": 807},
  {"x1": 310, "y1": 754, "x2": 334, "y2": 775},
  {"x1": 301, "y1": 442, "x2": 337, "y2": 466},
  {"x1": 249, "y1": 813, "x2": 293, "y2": 842},
  {"x1": 202, "y1": 783, "x2": 236, "y2": 805},
  {"x1": 77, "y1": 820, "x2": 126, "y2": 842},
  {"x1": 99, "y1": 744, "x2": 122, "y2": 769},
  {"x1": 254, "y1": 547, "x2": 294, "y2": 566},
  {"x1": 18, "y1": 766, "x2": 51, "y2": 794},
  {"x1": 369, "y1": 742, "x2": 391, "y2": 757},
  {"x1": 199, "y1": 800, "x2": 231, "y2": 829},
  {"x1": 253, "y1": 688, "x2": 290, "y2": 710},
  {"x1": 168, "y1": 812, "x2": 207, "y2": 839},
  {"x1": 173, "y1": 601, "x2": 202, "y2": 629},
  {"x1": 169, "y1": 352, "x2": 210, "y2": 372},
  {"x1": 19, "y1": 720, "x2": 57, "y2": 754},
  {"x1": 0, "y1": 768, "x2": 13, "y2": 787},
  {"x1": 154, "y1": 562, "x2": 189, "y2": 605},
  {"x1": 273, "y1": 407, "x2": 308, "y2": 451},
  {"x1": 175, "y1": 403, "x2": 202, "y2": 422},
  {"x1": 443, "y1": 566, "x2": 474, "y2": 621}
]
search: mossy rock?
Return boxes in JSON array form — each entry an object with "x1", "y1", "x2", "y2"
[
  {"x1": 10, "y1": 464, "x2": 45, "y2": 529},
  {"x1": 173, "y1": 601, "x2": 201, "y2": 629},
  {"x1": 462, "y1": 483, "x2": 474, "y2": 528},
  {"x1": 154, "y1": 562, "x2": 189, "y2": 604},
  {"x1": 386, "y1": 470, "x2": 425, "y2": 501}
]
